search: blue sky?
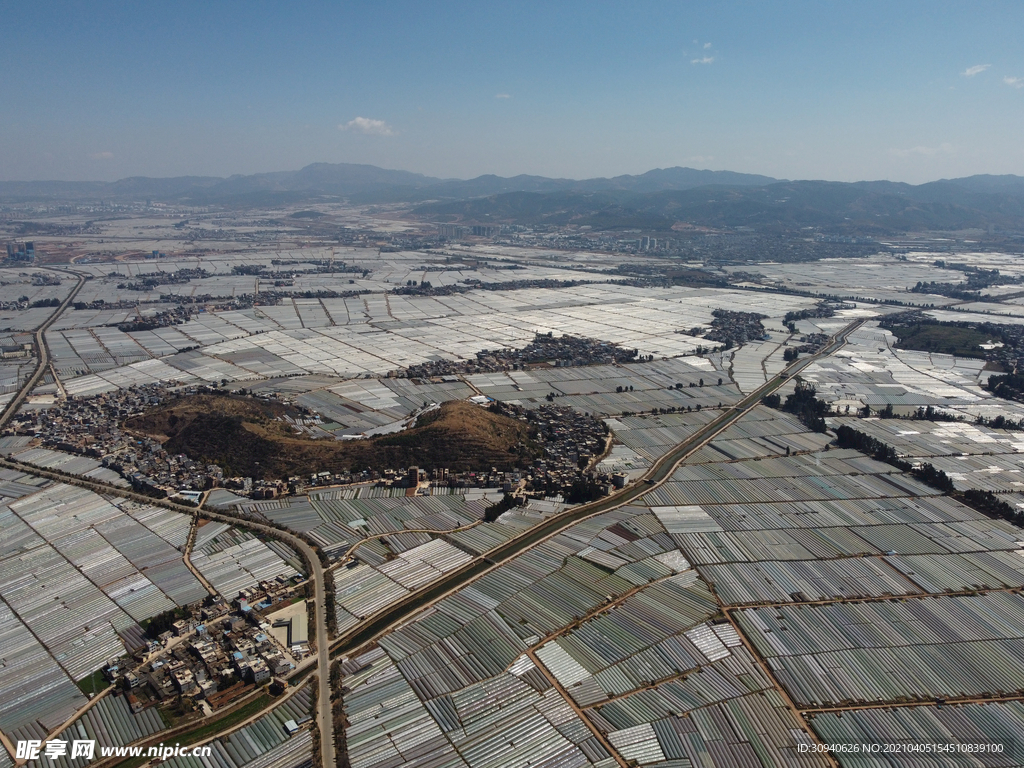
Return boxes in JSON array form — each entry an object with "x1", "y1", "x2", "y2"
[{"x1": 2, "y1": 1, "x2": 1022, "y2": 183}]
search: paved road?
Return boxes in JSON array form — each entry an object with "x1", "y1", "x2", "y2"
[
  {"x1": 308, "y1": 554, "x2": 335, "y2": 768},
  {"x1": 0, "y1": 267, "x2": 338, "y2": 768},
  {"x1": 0, "y1": 283, "x2": 860, "y2": 768},
  {"x1": 326, "y1": 319, "x2": 867, "y2": 658},
  {"x1": 0, "y1": 268, "x2": 85, "y2": 427},
  {"x1": 0, "y1": 458, "x2": 337, "y2": 768}
]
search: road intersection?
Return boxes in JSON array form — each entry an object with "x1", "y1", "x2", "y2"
[{"x1": 0, "y1": 288, "x2": 862, "y2": 767}]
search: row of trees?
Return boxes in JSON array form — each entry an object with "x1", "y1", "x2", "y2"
[
  {"x1": 834, "y1": 423, "x2": 956, "y2": 493},
  {"x1": 761, "y1": 381, "x2": 1023, "y2": 527}
]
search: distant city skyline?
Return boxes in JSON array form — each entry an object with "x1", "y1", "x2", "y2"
[{"x1": 2, "y1": 1, "x2": 1022, "y2": 184}]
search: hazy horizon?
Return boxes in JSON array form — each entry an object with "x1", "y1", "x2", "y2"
[
  {"x1": 1, "y1": 161, "x2": 1020, "y2": 188},
  {"x1": 3, "y1": 1, "x2": 1022, "y2": 185}
]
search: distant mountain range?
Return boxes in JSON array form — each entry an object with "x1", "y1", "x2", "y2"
[
  {"x1": 414, "y1": 177, "x2": 1024, "y2": 234},
  {"x1": 3, "y1": 163, "x2": 1024, "y2": 233},
  {"x1": 0, "y1": 163, "x2": 780, "y2": 202}
]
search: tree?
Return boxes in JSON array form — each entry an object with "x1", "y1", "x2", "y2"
[
  {"x1": 144, "y1": 607, "x2": 187, "y2": 639},
  {"x1": 484, "y1": 493, "x2": 522, "y2": 522},
  {"x1": 781, "y1": 382, "x2": 829, "y2": 432}
]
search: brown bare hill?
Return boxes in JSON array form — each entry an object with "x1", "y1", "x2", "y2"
[{"x1": 124, "y1": 394, "x2": 543, "y2": 479}]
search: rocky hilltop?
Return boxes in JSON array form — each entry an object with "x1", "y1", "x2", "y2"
[{"x1": 124, "y1": 395, "x2": 543, "y2": 479}]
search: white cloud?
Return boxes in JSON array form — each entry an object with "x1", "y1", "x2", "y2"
[
  {"x1": 691, "y1": 56, "x2": 714, "y2": 65},
  {"x1": 495, "y1": 93, "x2": 511, "y2": 99},
  {"x1": 703, "y1": 42, "x2": 712, "y2": 49},
  {"x1": 339, "y1": 117, "x2": 396, "y2": 135},
  {"x1": 962, "y1": 64, "x2": 990, "y2": 77},
  {"x1": 1005, "y1": 76, "x2": 1024, "y2": 89},
  {"x1": 889, "y1": 142, "x2": 954, "y2": 158},
  {"x1": 89, "y1": 151, "x2": 114, "y2": 160}
]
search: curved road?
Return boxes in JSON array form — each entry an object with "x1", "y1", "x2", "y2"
[
  {"x1": 0, "y1": 268, "x2": 85, "y2": 426},
  {"x1": 0, "y1": 281, "x2": 862, "y2": 768},
  {"x1": 0, "y1": 264, "x2": 337, "y2": 768},
  {"x1": 0, "y1": 458, "x2": 337, "y2": 768}
]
